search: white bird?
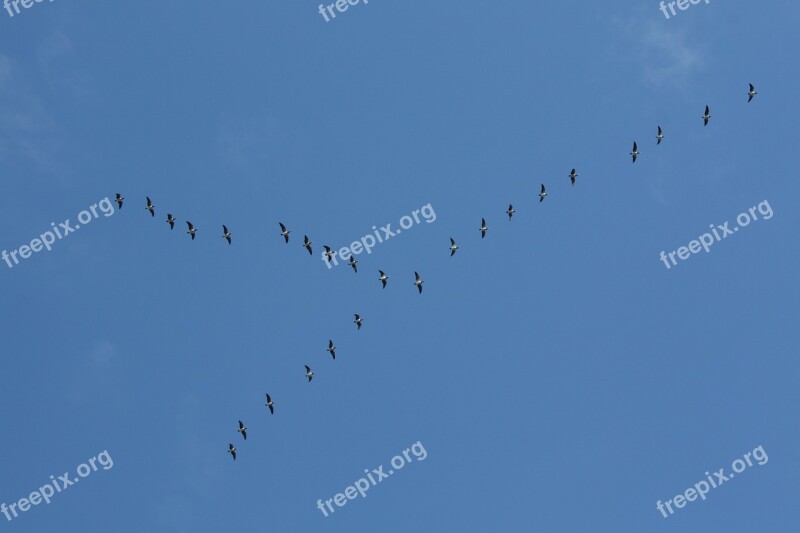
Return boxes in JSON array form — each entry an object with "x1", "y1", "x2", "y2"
[
  {"x1": 305, "y1": 365, "x2": 314, "y2": 382},
  {"x1": 479, "y1": 218, "x2": 487, "y2": 238},
  {"x1": 145, "y1": 196, "x2": 155, "y2": 217},
  {"x1": 265, "y1": 393, "x2": 274, "y2": 414},
  {"x1": 354, "y1": 314, "x2": 363, "y2": 331},
  {"x1": 450, "y1": 237, "x2": 459, "y2": 257},
  {"x1": 414, "y1": 271, "x2": 424, "y2": 294},
  {"x1": 539, "y1": 184, "x2": 548, "y2": 202},
  {"x1": 222, "y1": 225, "x2": 232, "y2": 245},
  {"x1": 238, "y1": 420, "x2": 247, "y2": 440},
  {"x1": 657, "y1": 126, "x2": 664, "y2": 145},
  {"x1": 327, "y1": 340, "x2": 336, "y2": 360},
  {"x1": 228, "y1": 443, "x2": 237, "y2": 461},
  {"x1": 702, "y1": 105, "x2": 711, "y2": 126},
  {"x1": 506, "y1": 204, "x2": 515, "y2": 220},
  {"x1": 630, "y1": 141, "x2": 640, "y2": 163},
  {"x1": 748, "y1": 83, "x2": 757, "y2": 103},
  {"x1": 186, "y1": 221, "x2": 197, "y2": 240},
  {"x1": 378, "y1": 270, "x2": 389, "y2": 289},
  {"x1": 279, "y1": 222, "x2": 291, "y2": 243}
]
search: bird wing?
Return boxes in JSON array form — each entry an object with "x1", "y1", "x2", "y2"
[{"x1": 279, "y1": 222, "x2": 287, "y2": 232}]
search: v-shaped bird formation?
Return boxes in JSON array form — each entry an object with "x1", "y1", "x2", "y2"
[{"x1": 109, "y1": 85, "x2": 757, "y2": 461}]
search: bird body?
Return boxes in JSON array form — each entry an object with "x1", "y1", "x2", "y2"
[
  {"x1": 507, "y1": 204, "x2": 515, "y2": 220},
  {"x1": 414, "y1": 271, "x2": 424, "y2": 294},
  {"x1": 702, "y1": 105, "x2": 711, "y2": 126},
  {"x1": 145, "y1": 197, "x2": 155, "y2": 217},
  {"x1": 305, "y1": 365, "x2": 314, "y2": 382},
  {"x1": 657, "y1": 126, "x2": 664, "y2": 145},
  {"x1": 450, "y1": 237, "x2": 459, "y2": 257},
  {"x1": 630, "y1": 142, "x2": 640, "y2": 163},
  {"x1": 115, "y1": 193, "x2": 125, "y2": 209},
  {"x1": 327, "y1": 340, "x2": 336, "y2": 360},
  {"x1": 238, "y1": 420, "x2": 247, "y2": 440},
  {"x1": 378, "y1": 270, "x2": 388, "y2": 288},
  {"x1": 479, "y1": 218, "x2": 487, "y2": 238},
  {"x1": 166, "y1": 214, "x2": 175, "y2": 229},
  {"x1": 186, "y1": 221, "x2": 197, "y2": 240},
  {"x1": 354, "y1": 314, "x2": 363, "y2": 331},
  {"x1": 279, "y1": 222, "x2": 291, "y2": 243},
  {"x1": 539, "y1": 184, "x2": 548, "y2": 202},
  {"x1": 222, "y1": 225, "x2": 232, "y2": 245},
  {"x1": 265, "y1": 393, "x2": 274, "y2": 414}
]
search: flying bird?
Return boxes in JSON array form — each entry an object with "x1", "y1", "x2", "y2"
[
  {"x1": 569, "y1": 169, "x2": 578, "y2": 187},
  {"x1": 305, "y1": 365, "x2": 314, "y2": 382},
  {"x1": 265, "y1": 393, "x2": 274, "y2": 414},
  {"x1": 414, "y1": 271, "x2": 424, "y2": 294},
  {"x1": 323, "y1": 245, "x2": 335, "y2": 262},
  {"x1": 166, "y1": 213, "x2": 175, "y2": 229},
  {"x1": 657, "y1": 126, "x2": 664, "y2": 145},
  {"x1": 145, "y1": 197, "x2": 155, "y2": 217},
  {"x1": 479, "y1": 218, "x2": 487, "y2": 238},
  {"x1": 238, "y1": 420, "x2": 247, "y2": 440},
  {"x1": 507, "y1": 204, "x2": 515, "y2": 220},
  {"x1": 539, "y1": 184, "x2": 548, "y2": 202},
  {"x1": 228, "y1": 443, "x2": 237, "y2": 461},
  {"x1": 115, "y1": 193, "x2": 125, "y2": 209},
  {"x1": 630, "y1": 142, "x2": 640, "y2": 163},
  {"x1": 702, "y1": 105, "x2": 711, "y2": 126},
  {"x1": 303, "y1": 235, "x2": 313, "y2": 255},
  {"x1": 378, "y1": 270, "x2": 388, "y2": 288},
  {"x1": 222, "y1": 225, "x2": 232, "y2": 245},
  {"x1": 450, "y1": 237, "x2": 459, "y2": 257},
  {"x1": 186, "y1": 221, "x2": 197, "y2": 240},
  {"x1": 748, "y1": 83, "x2": 757, "y2": 102},
  {"x1": 327, "y1": 340, "x2": 336, "y2": 360},
  {"x1": 349, "y1": 255, "x2": 358, "y2": 273},
  {"x1": 354, "y1": 314, "x2": 363, "y2": 331},
  {"x1": 279, "y1": 222, "x2": 291, "y2": 243}
]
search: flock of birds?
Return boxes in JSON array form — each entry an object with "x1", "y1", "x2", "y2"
[{"x1": 111, "y1": 84, "x2": 758, "y2": 461}]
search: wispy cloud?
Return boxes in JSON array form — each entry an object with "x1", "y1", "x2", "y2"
[{"x1": 639, "y1": 21, "x2": 705, "y2": 88}]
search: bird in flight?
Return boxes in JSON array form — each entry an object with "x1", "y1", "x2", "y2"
[
  {"x1": 115, "y1": 193, "x2": 125, "y2": 209},
  {"x1": 303, "y1": 235, "x2": 313, "y2": 255},
  {"x1": 569, "y1": 169, "x2": 578, "y2": 188},
  {"x1": 327, "y1": 340, "x2": 336, "y2": 360},
  {"x1": 414, "y1": 271, "x2": 424, "y2": 294},
  {"x1": 279, "y1": 222, "x2": 291, "y2": 243},
  {"x1": 506, "y1": 204, "x2": 515, "y2": 220},
  {"x1": 657, "y1": 126, "x2": 664, "y2": 145},
  {"x1": 702, "y1": 105, "x2": 711, "y2": 126},
  {"x1": 222, "y1": 225, "x2": 232, "y2": 245},
  {"x1": 378, "y1": 270, "x2": 389, "y2": 289},
  {"x1": 354, "y1": 314, "x2": 363, "y2": 331},
  {"x1": 305, "y1": 365, "x2": 314, "y2": 382},
  {"x1": 238, "y1": 420, "x2": 247, "y2": 440},
  {"x1": 145, "y1": 197, "x2": 155, "y2": 217},
  {"x1": 479, "y1": 218, "x2": 488, "y2": 239},
  {"x1": 539, "y1": 184, "x2": 548, "y2": 202},
  {"x1": 265, "y1": 393, "x2": 274, "y2": 414},
  {"x1": 630, "y1": 142, "x2": 640, "y2": 163},
  {"x1": 166, "y1": 213, "x2": 175, "y2": 230},
  {"x1": 748, "y1": 83, "x2": 757, "y2": 102},
  {"x1": 323, "y1": 245, "x2": 335, "y2": 262},
  {"x1": 228, "y1": 443, "x2": 237, "y2": 461},
  {"x1": 349, "y1": 255, "x2": 358, "y2": 273},
  {"x1": 186, "y1": 221, "x2": 197, "y2": 240},
  {"x1": 450, "y1": 237, "x2": 459, "y2": 257}
]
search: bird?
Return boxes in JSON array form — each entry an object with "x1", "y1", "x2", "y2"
[
  {"x1": 569, "y1": 169, "x2": 578, "y2": 187},
  {"x1": 166, "y1": 213, "x2": 175, "y2": 229},
  {"x1": 279, "y1": 222, "x2": 291, "y2": 243},
  {"x1": 349, "y1": 255, "x2": 358, "y2": 273},
  {"x1": 303, "y1": 235, "x2": 313, "y2": 255},
  {"x1": 702, "y1": 105, "x2": 711, "y2": 126},
  {"x1": 305, "y1": 365, "x2": 314, "y2": 382},
  {"x1": 378, "y1": 270, "x2": 388, "y2": 288},
  {"x1": 327, "y1": 340, "x2": 336, "y2": 360},
  {"x1": 222, "y1": 225, "x2": 232, "y2": 245},
  {"x1": 414, "y1": 271, "x2": 424, "y2": 294},
  {"x1": 238, "y1": 420, "x2": 247, "y2": 440},
  {"x1": 265, "y1": 393, "x2": 274, "y2": 414},
  {"x1": 354, "y1": 314, "x2": 363, "y2": 331},
  {"x1": 748, "y1": 83, "x2": 757, "y2": 102},
  {"x1": 145, "y1": 196, "x2": 155, "y2": 217},
  {"x1": 115, "y1": 193, "x2": 124, "y2": 209},
  {"x1": 657, "y1": 126, "x2": 664, "y2": 145},
  {"x1": 630, "y1": 141, "x2": 640, "y2": 163},
  {"x1": 186, "y1": 221, "x2": 197, "y2": 240},
  {"x1": 539, "y1": 184, "x2": 548, "y2": 202},
  {"x1": 323, "y1": 245, "x2": 335, "y2": 262},
  {"x1": 479, "y1": 218, "x2": 488, "y2": 238},
  {"x1": 450, "y1": 237, "x2": 459, "y2": 257},
  {"x1": 227, "y1": 443, "x2": 237, "y2": 461},
  {"x1": 506, "y1": 204, "x2": 515, "y2": 220}
]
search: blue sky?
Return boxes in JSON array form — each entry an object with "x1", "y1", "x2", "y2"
[{"x1": 1, "y1": 0, "x2": 798, "y2": 531}]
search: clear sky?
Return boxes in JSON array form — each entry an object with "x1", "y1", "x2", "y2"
[{"x1": 1, "y1": 1, "x2": 798, "y2": 531}]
